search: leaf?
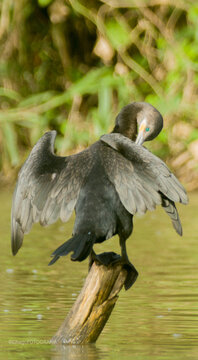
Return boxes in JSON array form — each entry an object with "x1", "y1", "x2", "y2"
[
  {"x1": 145, "y1": 94, "x2": 181, "y2": 116},
  {"x1": 188, "y1": 5, "x2": 198, "y2": 24},
  {"x1": 0, "y1": 88, "x2": 21, "y2": 102},
  {"x1": 19, "y1": 91, "x2": 56, "y2": 107},
  {"x1": 157, "y1": 130, "x2": 168, "y2": 145},
  {"x1": 38, "y1": 0, "x2": 53, "y2": 7},
  {"x1": 186, "y1": 129, "x2": 198, "y2": 144},
  {"x1": 69, "y1": 67, "x2": 113, "y2": 96},
  {"x1": 1, "y1": 122, "x2": 19, "y2": 166},
  {"x1": 105, "y1": 19, "x2": 130, "y2": 50}
]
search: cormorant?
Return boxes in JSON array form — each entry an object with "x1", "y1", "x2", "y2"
[{"x1": 11, "y1": 102, "x2": 188, "y2": 289}]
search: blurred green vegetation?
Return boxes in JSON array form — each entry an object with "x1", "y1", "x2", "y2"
[{"x1": 0, "y1": 0, "x2": 197, "y2": 189}]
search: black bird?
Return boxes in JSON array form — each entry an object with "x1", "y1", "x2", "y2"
[{"x1": 11, "y1": 102, "x2": 188, "y2": 289}]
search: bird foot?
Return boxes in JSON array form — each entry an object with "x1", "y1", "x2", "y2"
[
  {"x1": 122, "y1": 261, "x2": 138, "y2": 291},
  {"x1": 110, "y1": 255, "x2": 138, "y2": 290},
  {"x1": 89, "y1": 251, "x2": 138, "y2": 290},
  {"x1": 89, "y1": 251, "x2": 121, "y2": 269}
]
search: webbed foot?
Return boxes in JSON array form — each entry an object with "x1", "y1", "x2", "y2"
[
  {"x1": 122, "y1": 261, "x2": 138, "y2": 290},
  {"x1": 89, "y1": 250, "x2": 121, "y2": 270},
  {"x1": 109, "y1": 255, "x2": 138, "y2": 290},
  {"x1": 89, "y1": 250, "x2": 138, "y2": 290}
]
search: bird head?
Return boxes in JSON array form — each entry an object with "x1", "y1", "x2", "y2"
[
  {"x1": 113, "y1": 102, "x2": 163, "y2": 145},
  {"x1": 135, "y1": 102, "x2": 163, "y2": 146}
]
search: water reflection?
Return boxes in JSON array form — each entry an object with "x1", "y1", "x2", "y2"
[
  {"x1": 0, "y1": 189, "x2": 198, "y2": 359},
  {"x1": 51, "y1": 344, "x2": 100, "y2": 360}
]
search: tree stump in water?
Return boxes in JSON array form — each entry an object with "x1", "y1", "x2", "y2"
[{"x1": 51, "y1": 254, "x2": 138, "y2": 345}]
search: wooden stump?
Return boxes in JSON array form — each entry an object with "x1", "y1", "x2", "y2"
[{"x1": 51, "y1": 259, "x2": 135, "y2": 345}]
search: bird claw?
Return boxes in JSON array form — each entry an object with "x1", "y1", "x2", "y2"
[
  {"x1": 89, "y1": 251, "x2": 138, "y2": 290},
  {"x1": 122, "y1": 261, "x2": 138, "y2": 291},
  {"x1": 110, "y1": 256, "x2": 138, "y2": 290},
  {"x1": 89, "y1": 251, "x2": 121, "y2": 269}
]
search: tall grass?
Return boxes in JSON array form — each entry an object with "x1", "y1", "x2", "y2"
[{"x1": 0, "y1": 0, "x2": 197, "y2": 188}]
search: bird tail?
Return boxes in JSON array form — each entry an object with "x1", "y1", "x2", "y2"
[
  {"x1": 48, "y1": 233, "x2": 96, "y2": 266},
  {"x1": 161, "y1": 198, "x2": 183, "y2": 236}
]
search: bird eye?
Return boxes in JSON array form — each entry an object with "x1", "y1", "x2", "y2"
[{"x1": 146, "y1": 127, "x2": 150, "y2": 132}]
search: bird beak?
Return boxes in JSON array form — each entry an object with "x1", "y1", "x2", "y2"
[{"x1": 135, "y1": 123, "x2": 146, "y2": 145}]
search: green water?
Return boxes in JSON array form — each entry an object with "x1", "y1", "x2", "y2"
[{"x1": 0, "y1": 188, "x2": 198, "y2": 359}]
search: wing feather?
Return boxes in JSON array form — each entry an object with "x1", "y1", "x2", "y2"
[
  {"x1": 11, "y1": 131, "x2": 93, "y2": 255},
  {"x1": 100, "y1": 133, "x2": 188, "y2": 218}
]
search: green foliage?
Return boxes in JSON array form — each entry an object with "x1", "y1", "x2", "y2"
[
  {"x1": 105, "y1": 19, "x2": 130, "y2": 50},
  {"x1": 38, "y1": 0, "x2": 53, "y2": 6},
  {"x1": 0, "y1": 0, "x2": 197, "y2": 179},
  {"x1": 186, "y1": 129, "x2": 198, "y2": 144}
]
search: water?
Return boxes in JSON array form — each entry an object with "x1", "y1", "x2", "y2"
[{"x1": 0, "y1": 187, "x2": 198, "y2": 359}]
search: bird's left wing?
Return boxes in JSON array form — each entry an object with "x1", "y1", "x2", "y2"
[
  {"x1": 11, "y1": 131, "x2": 93, "y2": 255},
  {"x1": 100, "y1": 133, "x2": 188, "y2": 216}
]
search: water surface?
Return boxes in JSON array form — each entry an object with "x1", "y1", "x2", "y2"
[{"x1": 0, "y1": 188, "x2": 198, "y2": 359}]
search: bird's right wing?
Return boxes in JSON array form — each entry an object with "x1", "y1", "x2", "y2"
[
  {"x1": 11, "y1": 131, "x2": 93, "y2": 255},
  {"x1": 100, "y1": 133, "x2": 188, "y2": 216}
]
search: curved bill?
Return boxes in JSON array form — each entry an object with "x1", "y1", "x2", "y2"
[{"x1": 135, "y1": 132, "x2": 144, "y2": 145}]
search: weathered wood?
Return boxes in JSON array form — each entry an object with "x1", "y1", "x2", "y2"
[{"x1": 51, "y1": 260, "x2": 131, "y2": 345}]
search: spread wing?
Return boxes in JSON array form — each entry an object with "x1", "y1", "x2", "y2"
[
  {"x1": 100, "y1": 133, "x2": 188, "y2": 217},
  {"x1": 11, "y1": 131, "x2": 93, "y2": 255}
]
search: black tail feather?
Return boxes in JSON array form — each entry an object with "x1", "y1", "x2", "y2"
[
  {"x1": 48, "y1": 233, "x2": 96, "y2": 266},
  {"x1": 161, "y1": 197, "x2": 182, "y2": 236}
]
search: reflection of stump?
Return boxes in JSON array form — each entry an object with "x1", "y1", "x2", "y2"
[{"x1": 51, "y1": 258, "x2": 137, "y2": 345}]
